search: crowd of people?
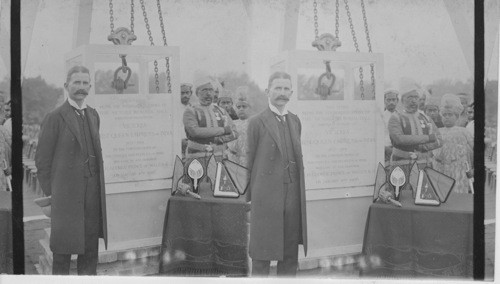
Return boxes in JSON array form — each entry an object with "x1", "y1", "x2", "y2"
[
  {"x1": 383, "y1": 83, "x2": 475, "y2": 194},
  {"x1": 179, "y1": 74, "x2": 481, "y2": 196},
  {"x1": 0, "y1": 93, "x2": 11, "y2": 192},
  {"x1": 179, "y1": 76, "x2": 252, "y2": 167}
]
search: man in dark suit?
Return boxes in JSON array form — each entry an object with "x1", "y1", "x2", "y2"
[
  {"x1": 36, "y1": 65, "x2": 107, "y2": 275},
  {"x1": 247, "y1": 71, "x2": 307, "y2": 277}
]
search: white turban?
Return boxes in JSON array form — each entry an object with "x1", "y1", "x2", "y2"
[
  {"x1": 235, "y1": 86, "x2": 250, "y2": 107},
  {"x1": 384, "y1": 88, "x2": 399, "y2": 97},
  {"x1": 440, "y1": 93, "x2": 464, "y2": 115},
  {"x1": 425, "y1": 95, "x2": 440, "y2": 108},
  {"x1": 192, "y1": 70, "x2": 215, "y2": 92},
  {"x1": 398, "y1": 77, "x2": 420, "y2": 98}
]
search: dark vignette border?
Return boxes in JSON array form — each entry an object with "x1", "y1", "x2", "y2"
[
  {"x1": 473, "y1": 0, "x2": 485, "y2": 280},
  {"x1": 8, "y1": 0, "x2": 491, "y2": 279},
  {"x1": 11, "y1": 0, "x2": 24, "y2": 275}
]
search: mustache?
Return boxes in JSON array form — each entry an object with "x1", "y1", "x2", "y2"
[
  {"x1": 276, "y1": 96, "x2": 289, "y2": 101},
  {"x1": 75, "y1": 89, "x2": 88, "y2": 95}
]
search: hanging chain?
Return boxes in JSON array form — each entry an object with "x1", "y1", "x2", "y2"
[
  {"x1": 361, "y1": 0, "x2": 372, "y2": 53},
  {"x1": 109, "y1": 0, "x2": 115, "y2": 34},
  {"x1": 344, "y1": 0, "x2": 364, "y2": 99},
  {"x1": 335, "y1": 0, "x2": 340, "y2": 39},
  {"x1": 343, "y1": 0, "x2": 360, "y2": 53},
  {"x1": 156, "y1": 0, "x2": 172, "y2": 93},
  {"x1": 313, "y1": 0, "x2": 319, "y2": 40},
  {"x1": 153, "y1": 62, "x2": 159, "y2": 93},
  {"x1": 110, "y1": 0, "x2": 135, "y2": 34},
  {"x1": 130, "y1": 0, "x2": 135, "y2": 34},
  {"x1": 361, "y1": 0, "x2": 376, "y2": 98},
  {"x1": 140, "y1": 0, "x2": 160, "y2": 93},
  {"x1": 140, "y1": 0, "x2": 154, "y2": 46},
  {"x1": 312, "y1": 0, "x2": 374, "y2": 99},
  {"x1": 157, "y1": 0, "x2": 168, "y2": 47}
]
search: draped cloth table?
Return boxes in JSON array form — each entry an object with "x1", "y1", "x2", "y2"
[
  {"x1": 158, "y1": 189, "x2": 250, "y2": 276},
  {"x1": 361, "y1": 190, "x2": 473, "y2": 279},
  {"x1": 0, "y1": 191, "x2": 12, "y2": 274}
]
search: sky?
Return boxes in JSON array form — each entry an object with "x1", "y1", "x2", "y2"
[{"x1": 10, "y1": 0, "x2": 500, "y2": 90}]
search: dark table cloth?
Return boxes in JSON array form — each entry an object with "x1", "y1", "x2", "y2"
[
  {"x1": 158, "y1": 188, "x2": 250, "y2": 276},
  {"x1": 362, "y1": 190, "x2": 473, "y2": 279},
  {"x1": 0, "y1": 191, "x2": 12, "y2": 274}
]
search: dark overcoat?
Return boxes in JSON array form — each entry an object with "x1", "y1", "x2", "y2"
[
  {"x1": 247, "y1": 107, "x2": 308, "y2": 260},
  {"x1": 35, "y1": 100, "x2": 107, "y2": 254}
]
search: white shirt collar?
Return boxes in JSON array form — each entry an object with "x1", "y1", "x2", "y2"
[
  {"x1": 67, "y1": 98, "x2": 87, "y2": 110},
  {"x1": 268, "y1": 101, "x2": 288, "y2": 117}
]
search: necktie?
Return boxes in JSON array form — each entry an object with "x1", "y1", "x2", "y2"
[{"x1": 75, "y1": 108, "x2": 85, "y2": 119}]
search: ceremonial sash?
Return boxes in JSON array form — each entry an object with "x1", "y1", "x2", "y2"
[
  {"x1": 394, "y1": 112, "x2": 432, "y2": 152},
  {"x1": 189, "y1": 105, "x2": 226, "y2": 145}
]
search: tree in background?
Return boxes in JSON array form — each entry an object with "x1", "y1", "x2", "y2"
[
  {"x1": 145, "y1": 71, "x2": 267, "y2": 114},
  {"x1": 485, "y1": 80, "x2": 498, "y2": 127},
  {"x1": 18, "y1": 73, "x2": 499, "y2": 131},
  {"x1": 0, "y1": 77, "x2": 10, "y2": 122},
  {"x1": 426, "y1": 78, "x2": 474, "y2": 101},
  {"x1": 22, "y1": 76, "x2": 64, "y2": 125},
  {"x1": 425, "y1": 78, "x2": 498, "y2": 127},
  {"x1": 0, "y1": 77, "x2": 9, "y2": 98},
  {"x1": 217, "y1": 72, "x2": 268, "y2": 116}
]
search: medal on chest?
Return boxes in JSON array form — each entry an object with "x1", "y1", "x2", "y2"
[
  {"x1": 419, "y1": 118, "x2": 427, "y2": 130},
  {"x1": 417, "y1": 115, "x2": 431, "y2": 134},
  {"x1": 214, "y1": 111, "x2": 222, "y2": 121}
]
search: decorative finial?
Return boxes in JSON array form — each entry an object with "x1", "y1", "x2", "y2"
[
  {"x1": 312, "y1": 33, "x2": 341, "y2": 51},
  {"x1": 108, "y1": 27, "x2": 137, "y2": 45}
]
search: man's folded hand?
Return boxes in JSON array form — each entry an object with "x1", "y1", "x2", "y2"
[{"x1": 428, "y1": 133, "x2": 437, "y2": 142}]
